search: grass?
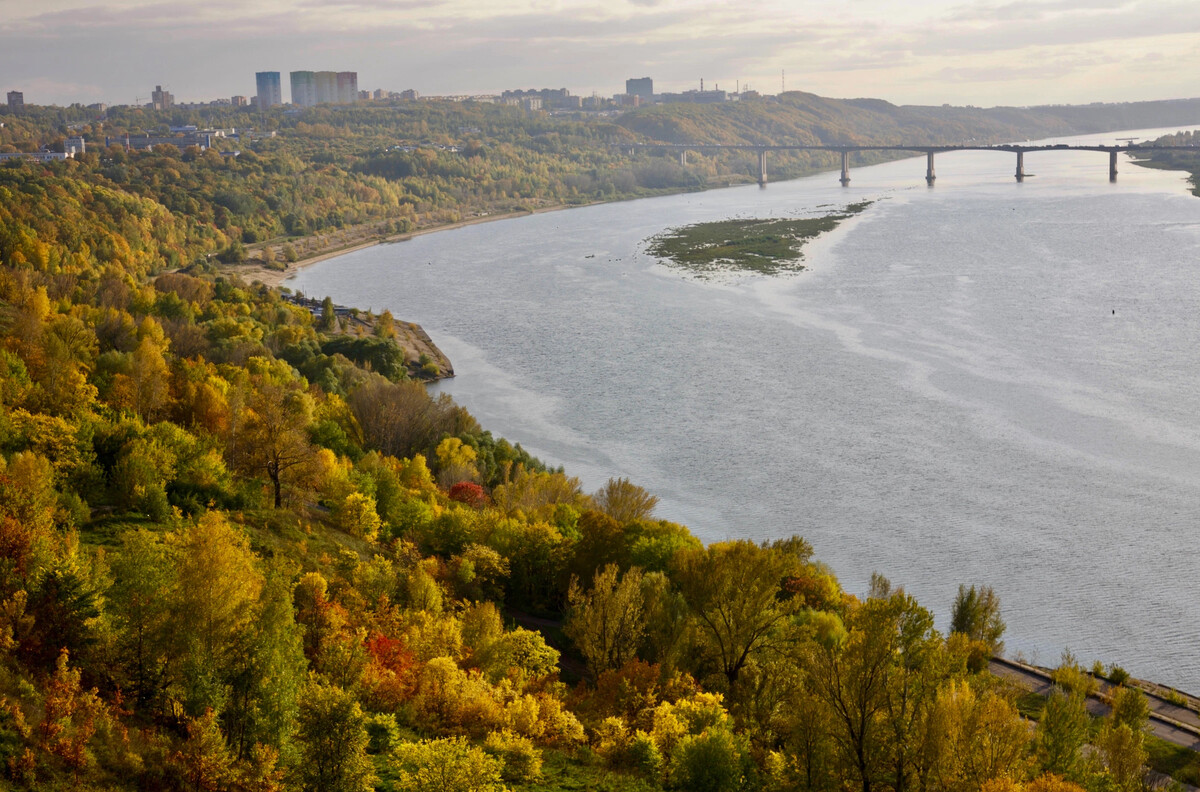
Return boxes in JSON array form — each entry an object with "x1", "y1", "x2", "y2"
[
  {"x1": 1146, "y1": 734, "x2": 1200, "y2": 786},
  {"x1": 645, "y1": 202, "x2": 872, "y2": 278}
]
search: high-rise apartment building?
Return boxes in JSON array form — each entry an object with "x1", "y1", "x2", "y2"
[
  {"x1": 290, "y1": 71, "x2": 316, "y2": 106},
  {"x1": 5, "y1": 91, "x2": 23, "y2": 111},
  {"x1": 337, "y1": 72, "x2": 358, "y2": 104},
  {"x1": 315, "y1": 71, "x2": 338, "y2": 104},
  {"x1": 151, "y1": 85, "x2": 173, "y2": 110},
  {"x1": 626, "y1": 77, "x2": 653, "y2": 103},
  {"x1": 255, "y1": 71, "x2": 282, "y2": 109},
  {"x1": 290, "y1": 70, "x2": 357, "y2": 106}
]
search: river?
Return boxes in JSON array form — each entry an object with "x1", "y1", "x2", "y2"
[{"x1": 289, "y1": 126, "x2": 1200, "y2": 690}]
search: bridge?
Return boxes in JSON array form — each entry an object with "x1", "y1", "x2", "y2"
[{"x1": 619, "y1": 142, "x2": 1191, "y2": 187}]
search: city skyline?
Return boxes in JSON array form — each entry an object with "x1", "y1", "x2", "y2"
[{"x1": 3, "y1": 0, "x2": 1200, "y2": 109}]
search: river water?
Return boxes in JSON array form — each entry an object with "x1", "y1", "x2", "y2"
[{"x1": 290, "y1": 126, "x2": 1200, "y2": 689}]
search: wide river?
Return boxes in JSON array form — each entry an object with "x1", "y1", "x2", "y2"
[{"x1": 291, "y1": 126, "x2": 1200, "y2": 689}]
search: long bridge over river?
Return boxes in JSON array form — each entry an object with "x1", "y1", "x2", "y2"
[{"x1": 620, "y1": 142, "x2": 1193, "y2": 186}]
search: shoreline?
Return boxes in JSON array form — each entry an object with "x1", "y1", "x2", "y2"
[
  {"x1": 229, "y1": 145, "x2": 1197, "y2": 291},
  {"x1": 227, "y1": 198, "x2": 640, "y2": 290}
]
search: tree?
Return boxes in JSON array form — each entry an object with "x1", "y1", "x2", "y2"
[
  {"x1": 1108, "y1": 685, "x2": 1149, "y2": 733},
  {"x1": 674, "y1": 539, "x2": 808, "y2": 693},
  {"x1": 592, "y1": 477, "x2": 658, "y2": 524},
  {"x1": 1096, "y1": 722, "x2": 1146, "y2": 792},
  {"x1": 318, "y1": 297, "x2": 337, "y2": 331},
  {"x1": 223, "y1": 568, "x2": 307, "y2": 761},
  {"x1": 565, "y1": 564, "x2": 645, "y2": 681},
  {"x1": 108, "y1": 530, "x2": 175, "y2": 710},
  {"x1": 171, "y1": 708, "x2": 235, "y2": 792},
  {"x1": 949, "y1": 585, "x2": 1005, "y2": 654},
  {"x1": 1036, "y1": 689, "x2": 1088, "y2": 780},
  {"x1": 229, "y1": 377, "x2": 318, "y2": 508},
  {"x1": 803, "y1": 591, "x2": 934, "y2": 792},
  {"x1": 172, "y1": 512, "x2": 264, "y2": 717},
  {"x1": 296, "y1": 679, "x2": 377, "y2": 792}
]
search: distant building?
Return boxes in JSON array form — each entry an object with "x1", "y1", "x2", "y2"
[
  {"x1": 626, "y1": 77, "x2": 653, "y2": 103},
  {"x1": 501, "y1": 88, "x2": 573, "y2": 109},
  {"x1": 399, "y1": 89, "x2": 419, "y2": 101},
  {"x1": 65, "y1": 136, "x2": 85, "y2": 155},
  {"x1": 255, "y1": 72, "x2": 281, "y2": 109},
  {"x1": 6, "y1": 91, "x2": 23, "y2": 111},
  {"x1": 106, "y1": 132, "x2": 213, "y2": 151},
  {"x1": 659, "y1": 89, "x2": 727, "y2": 104},
  {"x1": 231, "y1": 95, "x2": 248, "y2": 107},
  {"x1": 151, "y1": 85, "x2": 174, "y2": 110},
  {"x1": 288, "y1": 70, "x2": 357, "y2": 106},
  {"x1": 337, "y1": 72, "x2": 358, "y2": 103},
  {"x1": 314, "y1": 71, "x2": 336, "y2": 104},
  {"x1": 290, "y1": 71, "x2": 315, "y2": 106},
  {"x1": 615, "y1": 94, "x2": 641, "y2": 107}
]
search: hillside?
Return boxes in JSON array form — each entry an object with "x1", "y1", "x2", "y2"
[{"x1": 0, "y1": 93, "x2": 1194, "y2": 791}]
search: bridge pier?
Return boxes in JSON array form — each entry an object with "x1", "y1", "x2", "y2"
[
  {"x1": 1015, "y1": 151, "x2": 1025, "y2": 182},
  {"x1": 1109, "y1": 150, "x2": 1118, "y2": 182},
  {"x1": 839, "y1": 151, "x2": 850, "y2": 186},
  {"x1": 680, "y1": 150, "x2": 688, "y2": 166},
  {"x1": 758, "y1": 149, "x2": 768, "y2": 187},
  {"x1": 925, "y1": 151, "x2": 936, "y2": 185}
]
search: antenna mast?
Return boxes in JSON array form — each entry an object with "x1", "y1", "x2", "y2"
[{"x1": 781, "y1": 70, "x2": 785, "y2": 94}]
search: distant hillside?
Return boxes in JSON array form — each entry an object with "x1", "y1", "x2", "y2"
[{"x1": 616, "y1": 92, "x2": 1200, "y2": 146}]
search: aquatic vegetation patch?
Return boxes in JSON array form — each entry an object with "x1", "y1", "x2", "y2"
[{"x1": 647, "y1": 201, "x2": 871, "y2": 277}]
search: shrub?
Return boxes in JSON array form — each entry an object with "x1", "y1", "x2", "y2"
[
  {"x1": 448, "y1": 481, "x2": 489, "y2": 509},
  {"x1": 392, "y1": 736, "x2": 506, "y2": 792},
  {"x1": 668, "y1": 729, "x2": 748, "y2": 792},
  {"x1": 483, "y1": 729, "x2": 543, "y2": 783}
]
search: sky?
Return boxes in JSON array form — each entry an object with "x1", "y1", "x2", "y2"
[{"x1": 2, "y1": 0, "x2": 1199, "y2": 108}]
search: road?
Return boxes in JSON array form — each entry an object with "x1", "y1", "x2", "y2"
[{"x1": 990, "y1": 657, "x2": 1200, "y2": 752}]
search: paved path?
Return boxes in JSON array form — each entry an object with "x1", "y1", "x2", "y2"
[{"x1": 990, "y1": 657, "x2": 1200, "y2": 752}]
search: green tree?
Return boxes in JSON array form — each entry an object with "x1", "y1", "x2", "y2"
[
  {"x1": 172, "y1": 512, "x2": 264, "y2": 717},
  {"x1": 1036, "y1": 689, "x2": 1088, "y2": 780},
  {"x1": 108, "y1": 530, "x2": 175, "y2": 710},
  {"x1": 1096, "y1": 722, "x2": 1146, "y2": 792},
  {"x1": 319, "y1": 296, "x2": 337, "y2": 331},
  {"x1": 675, "y1": 538, "x2": 809, "y2": 693},
  {"x1": 223, "y1": 568, "x2": 307, "y2": 761},
  {"x1": 296, "y1": 679, "x2": 376, "y2": 792},
  {"x1": 1108, "y1": 685, "x2": 1149, "y2": 733},
  {"x1": 949, "y1": 585, "x2": 1005, "y2": 654}
]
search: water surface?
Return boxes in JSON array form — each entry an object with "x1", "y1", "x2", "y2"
[{"x1": 291, "y1": 127, "x2": 1200, "y2": 688}]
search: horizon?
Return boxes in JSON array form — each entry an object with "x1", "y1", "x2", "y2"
[{"x1": 4, "y1": 0, "x2": 1199, "y2": 109}]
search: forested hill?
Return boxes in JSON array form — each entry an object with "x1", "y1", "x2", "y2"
[
  {"x1": 0, "y1": 93, "x2": 1195, "y2": 790},
  {"x1": 616, "y1": 93, "x2": 1200, "y2": 146}
]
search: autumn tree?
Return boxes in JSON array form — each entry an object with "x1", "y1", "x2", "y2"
[
  {"x1": 565, "y1": 564, "x2": 645, "y2": 681},
  {"x1": 228, "y1": 376, "x2": 318, "y2": 508},
  {"x1": 171, "y1": 512, "x2": 264, "y2": 717},
  {"x1": 592, "y1": 477, "x2": 658, "y2": 524}
]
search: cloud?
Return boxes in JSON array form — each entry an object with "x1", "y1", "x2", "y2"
[{"x1": 1, "y1": 0, "x2": 1198, "y2": 107}]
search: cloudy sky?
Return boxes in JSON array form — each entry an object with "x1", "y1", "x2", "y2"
[{"x1": 2, "y1": 0, "x2": 1198, "y2": 108}]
